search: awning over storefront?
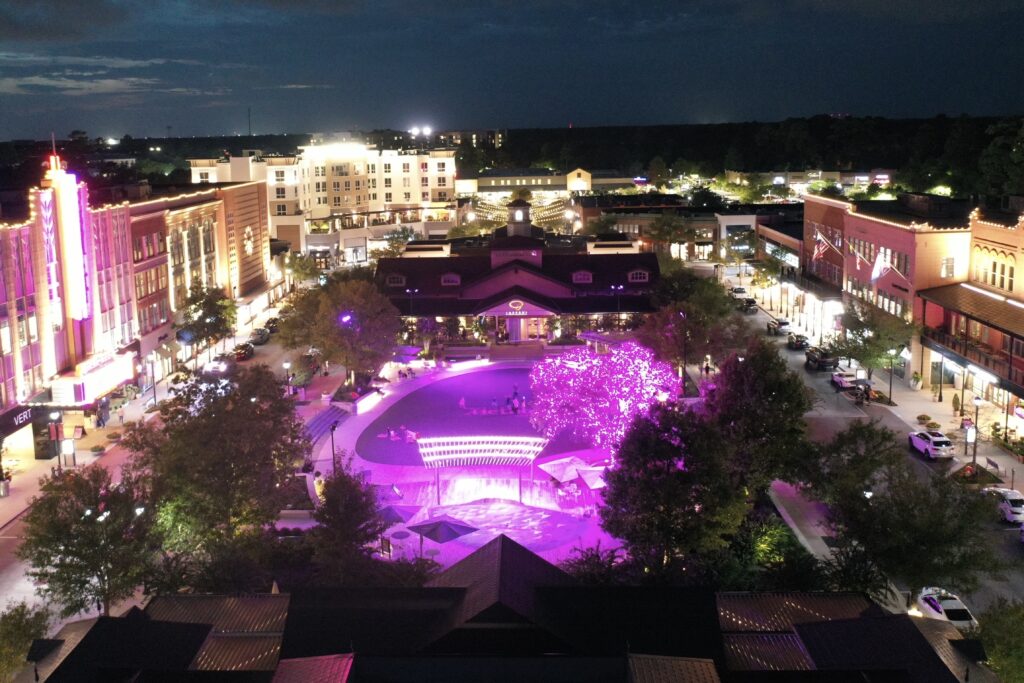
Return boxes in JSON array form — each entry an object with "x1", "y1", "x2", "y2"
[{"x1": 918, "y1": 283, "x2": 1024, "y2": 340}]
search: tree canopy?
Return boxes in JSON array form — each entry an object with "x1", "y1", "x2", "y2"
[
  {"x1": 703, "y1": 338, "x2": 815, "y2": 490},
  {"x1": 122, "y1": 364, "x2": 310, "y2": 549},
  {"x1": 826, "y1": 460, "x2": 998, "y2": 595},
  {"x1": 528, "y1": 341, "x2": 678, "y2": 450},
  {"x1": 834, "y1": 299, "x2": 917, "y2": 377},
  {"x1": 0, "y1": 602, "x2": 49, "y2": 682},
  {"x1": 601, "y1": 405, "x2": 748, "y2": 573},
  {"x1": 17, "y1": 465, "x2": 157, "y2": 617},
  {"x1": 277, "y1": 278, "x2": 401, "y2": 376},
  {"x1": 175, "y1": 281, "x2": 237, "y2": 354}
]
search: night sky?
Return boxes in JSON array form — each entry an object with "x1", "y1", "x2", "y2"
[{"x1": 1, "y1": 0, "x2": 1023, "y2": 140}]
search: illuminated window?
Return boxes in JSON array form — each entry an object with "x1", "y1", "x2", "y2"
[
  {"x1": 441, "y1": 273, "x2": 461, "y2": 286},
  {"x1": 941, "y1": 257, "x2": 955, "y2": 278},
  {"x1": 628, "y1": 270, "x2": 650, "y2": 283},
  {"x1": 385, "y1": 274, "x2": 406, "y2": 287},
  {"x1": 1009, "y1": 266, "x2": 1015, "y2": 292},
  {"x1": 515, "y1": 210, "x2": 523, "y2": 221}
]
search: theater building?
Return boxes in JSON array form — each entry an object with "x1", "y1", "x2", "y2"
[{"x1": 374, "y1": 201, "x2": 659, "y2": 343}]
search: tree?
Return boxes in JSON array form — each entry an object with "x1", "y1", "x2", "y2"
[
  {"x1": 17, "y1": 465, "x2": 157, "y2": 617},
  {"x1": 979, "y1": 118, "x2": 1024, "y2": 196},
  {"x1": 370, "y1": 226, "x2": 416, "y2": 260},
  {"x1": 122, "y1": 364, "x2": 310, "y2": 548},
  {"x1": 175, "y1": 281, "x2": 237, "y2": 357},
  {"x1": 827, "y1": 460, "x2": 998, "y2": 596},
  {"x1": 637, "y1": 302, "x2": 748, "y2": 370},
  {"x1": 977, "y1": 599, "x2": 1024, "y2": 683},
  {"x1": 559, "y1": 544, "x2": 635, "y2": 585},
  {"x1": 0, "y1": 602, "x2": 49, "y2": 682},
  {"x1": 703, "y1": 338, "x2": 815, "y2": 490},
  {"x1": 529, "y1": 341, "x2": 678, "y2": 450},
  {"x1": 834, "y1": 299, "x2": 916, "y2": 379},
  {"x1": 277, "y1": 278, "x2": 400, "y2": 377},
  {"x1": 805, "y1": 420, "x2": 904, "y2": 505},
  {"x1": 646, "y1": 156, "x2": 669, "y2": 188},
  {"x1": 308, "y1": 453, "x2": 387, "y2": 584},
  {"x1": 601, "y1": 405, "x2": 748, "y2": 572},
  {"x1": 689, "y1": 186, "x2": 726, "y2": 210},
  {"x1": 288, "y1": 252, "x2": 322, "y2": 282},
  {"x1": 646, "y1": 213, "x2": 696, "y2": 258},
  {"x1": 580, "y1": 213, "x2": 619, "y2": 236}
]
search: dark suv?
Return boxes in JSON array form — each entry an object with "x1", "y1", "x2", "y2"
[{"x1": 805, "y1": 346, "x2": 839, "y2": 371}]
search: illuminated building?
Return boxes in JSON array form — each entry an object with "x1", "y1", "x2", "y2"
[
  {"x1": 374, "y1": 201, "x2": 658, "y2": 342},
  {"x1": 189, "y1": 142, "x2": 457, "y2": 258},
  {"x1": 918, "y1": 201, "x2": 1024, "y2": 434},
  {"x1": 435, "y1": 128, "x2": 506, "y2": 148},
  {"x1": 0, "y1": 159, "x2": 271, "y2": 458},
  {"x1": 800, "y1": 192, "x2": 971, "y2": 384}
]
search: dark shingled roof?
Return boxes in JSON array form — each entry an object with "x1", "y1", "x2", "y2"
[
  {"x1": 717, "y1": 592, "x2": 881, "y2": 633},
  {"x1": 46, "y1": 616, "x2": 212, "y2": 682},
  {"x1": 796, "y1": 614, "x2": 960, "y2": 683},
  {"x1": 919, "y1": 283, "x2": 1024, "y2": 339},
  {"x1": 272, "y1": 654, "x2": 353, "y2": 683},
  {"x1": 722, "y1": 633, "x2": 815, "y2": 671},
  {"x1": 145, "y1": 594, "x2": 290, "y2": 634},
  {"x1": 628, "y1": 654, "x2": 721, "y2": 683}
]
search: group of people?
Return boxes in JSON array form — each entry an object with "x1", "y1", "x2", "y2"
[
  {"x1": 458, "y1": 384, "x2": 528, "y2": 416},
  {"x1": 397, "y1": 367, "x2": 418, "y2": 380}
]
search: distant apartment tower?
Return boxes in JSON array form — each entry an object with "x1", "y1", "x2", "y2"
[
  {"x1": 436, "y1": 129, "x2": 505, "y2": 148},
  {"x1": 189, "y1": 143, "x2": 457, "y2": 255}
]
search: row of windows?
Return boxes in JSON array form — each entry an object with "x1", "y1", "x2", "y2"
[
  {"x1": 486, "y1": 178, "x2": 554, "y2": 186},
  {"x1": 133, "y1": 267, "x2": 167, "y2": 299},
  {"x1": 138, "y1": 299, "x2": 170, "y2": 335},
  {"x1": 132, "y1": 232, "x2": 166, "y2": 262},
  {"x1": 975, "y1": 259, "x2": 1015, "y2": 292},
  {"x1": 384, "y1": 269, "x2": 650, "y2": 288}
]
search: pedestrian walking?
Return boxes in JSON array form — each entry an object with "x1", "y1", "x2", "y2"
[
  {"x1": 313, "y1": 471, "x2": 326, "y2": 503},
  {"x1": 512, "y1": 397, "x2": 520, "y2": 414},
  {"x1": 458, "y1": 396, "x2": 466, "y2": 410},
  {"x1": 117, "y1": 407, "x2": 125, "y2": 425},
  {"x1": 703, "y1": 363, "x2": 711, "y2": 377}
]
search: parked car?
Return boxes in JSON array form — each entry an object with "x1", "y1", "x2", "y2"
[
  {"x1": 914, "y1": 588, "x2": 978, "y2": 631},
  {"x1": 729, "y1": 286, "x2": 748, "y2": 299},
  {"x1": 234, "y1": 342, "x2": 255, "y2": 361},
  {"x1": 201, "y1": 354, "x2": 237, "y2": 378},
  {"x1": 805, "y1": 346, "x2": 840, "y2": 371},
  {"x1": 787, "y1": 333, "x2": 809, "y2": 350},
  {"x1": 908, "y1": 430, "x2": 956, "y2": 460},
  {"x1": 264, "y1": 317, "x2": 280, "y2": 333},
  {"x1": 248, "y1": 327, "x2": 271, "y2": 345},
  {"x1": 830, "y1": 371, "x2": 858, "y2": 389},
  {"x1": 737, "y1": 298, "x2": 758, "y2": 314},
  {"x1": 766, "y1": 318, "x2": 791, "y2": 335},
  {"x1": 982, "y1": 487, "x2": 1024, "y2": 524}
]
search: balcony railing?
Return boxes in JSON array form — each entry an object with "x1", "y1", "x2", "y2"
[{"x1": 922, "y1": 326, "x2": 1024, "y2": 388}]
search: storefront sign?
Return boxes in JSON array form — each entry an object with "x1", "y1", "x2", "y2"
[
  {"x1": 478, "y1": 299, "x2": 555, "y2": 319},
  {"x1": 0, "y1": 405, "x2": 33, "y2": 439}
]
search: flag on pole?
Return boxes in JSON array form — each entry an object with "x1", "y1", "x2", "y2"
[
  {"x1": 870, "y1": 252, "x2": 891, "y2": 282},
  {"x1": 812, "y1": 232, "x2": 828, "y2": 261}
]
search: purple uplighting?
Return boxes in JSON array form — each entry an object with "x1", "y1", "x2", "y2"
[{"x1": 528, "y1": 341, "x2": 678, "y2": 449}]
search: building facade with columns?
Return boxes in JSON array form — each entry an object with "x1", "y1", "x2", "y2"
[{"x1": 0, "y1": 158, "x2": 274, "y2": 465}]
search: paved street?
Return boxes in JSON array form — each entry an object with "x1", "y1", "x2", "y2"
[{"x1": 739, "y1": 280, "x2": 1024, "y2": 612}]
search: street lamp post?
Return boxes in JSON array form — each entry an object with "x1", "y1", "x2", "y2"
[
  {"x1": 887, "y1": 349, "x2": 896, "y2": 406},
  {"x1": 971, "y1": 395, "x2": 982, "y2": 468},
  {"x1": 48, "y1": 411, "x2": 61, "y2": 475},
  {"x1": 330, "y1": 421, "x2": 339, "y2": 471},
  {"x1": 611, "y1": 285, "x2": 624, "y2": 316},
  {"x1": 283, "y1": 361, "x2": 292, "y2": 395},
  {"x1": 937, "y1": 355, "x2": 944, "y2": 402}
]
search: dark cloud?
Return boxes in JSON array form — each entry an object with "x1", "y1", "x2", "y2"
[{"x1": 0, "y1": 0, "x2": 1021, "y2": 138}]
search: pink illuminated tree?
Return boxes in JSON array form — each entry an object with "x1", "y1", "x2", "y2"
[{"x1": 528, "y1": 341, "x2": 678, "y2": 450}]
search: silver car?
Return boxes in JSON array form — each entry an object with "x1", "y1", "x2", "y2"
[{"x1": 908, "y1": 431, "x2": 955, "y2": 460}]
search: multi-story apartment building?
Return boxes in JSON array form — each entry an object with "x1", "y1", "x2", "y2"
[
  {"x1": 0, "y1": 158, "x2": 273, "y2": 464},
  {"x1": 189, "y1": 143, "x2": 457, "y2": 258},
  {"x1": 435, "y1": 129, "x2": 505, "y2": 148}
]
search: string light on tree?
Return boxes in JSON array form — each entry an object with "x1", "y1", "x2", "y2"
[{"x1": 528, "y1": 341, "x2": 678, "y2": 453}]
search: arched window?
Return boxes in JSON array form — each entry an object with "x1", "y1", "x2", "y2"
[
  {"x1": 572, "y1": 271, "x2": 593, "y2": 284},
  {"x1": 385, "y1": 274, "x2": 406, "y2": 287},
  {"x1": 628, "y1": 269, "x2": 650, "y2": 283}
]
